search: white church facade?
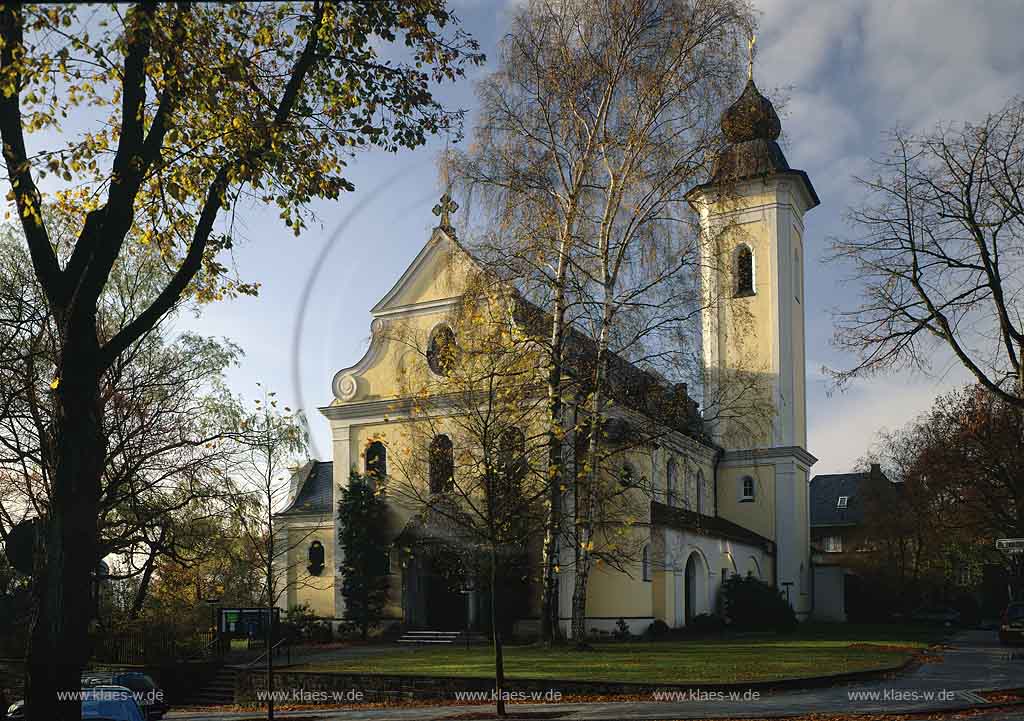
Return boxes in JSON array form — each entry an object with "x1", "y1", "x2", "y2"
[{"x1": 274, "y1": 74, "x2": 822, "y2": 636}]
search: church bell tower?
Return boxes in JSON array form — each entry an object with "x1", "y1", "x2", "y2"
[{"x1": 686, "y1": 64, "x2": 818, "y2": 618}]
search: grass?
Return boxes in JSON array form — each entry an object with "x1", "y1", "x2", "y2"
[{"x1": 293, "y1": 623, "x2": 943, "y2": 685}]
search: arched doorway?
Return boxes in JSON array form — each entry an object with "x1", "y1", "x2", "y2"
[{"x1": 684, "y1": 550, "x2": 708, "y2": 624}]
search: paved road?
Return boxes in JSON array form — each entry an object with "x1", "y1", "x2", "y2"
[{"x1": 167, "y1": 630, "x2": 1024, "y2": 721}]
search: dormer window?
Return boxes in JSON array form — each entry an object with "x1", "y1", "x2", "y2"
[{"x1": 837, "y1": 495, "x2": 849, "y2": 509}]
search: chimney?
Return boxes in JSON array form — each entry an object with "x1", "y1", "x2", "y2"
[{"x1": 869, "y1": 463, "x2": 881, "y2": 482}]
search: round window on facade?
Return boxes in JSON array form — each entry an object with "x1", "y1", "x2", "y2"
[{"x1": 427, "y1": 325, "x2": 457, "y2": 376}]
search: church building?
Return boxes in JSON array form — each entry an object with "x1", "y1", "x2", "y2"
[{"x1": 274, "y1": 72, "x2": 821, "y2": 636}]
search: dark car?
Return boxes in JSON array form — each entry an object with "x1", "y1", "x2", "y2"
[
  {"x1": 82, "y1": 672, "x2": 168, "y2": 720},
  {"x1": 999, "y1": 602, "x2": 1024, "y2": 645}
]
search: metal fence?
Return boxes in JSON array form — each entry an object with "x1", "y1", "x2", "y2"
[{"x1": 90, "y1": 630, "x2": 219, "y2": 665}]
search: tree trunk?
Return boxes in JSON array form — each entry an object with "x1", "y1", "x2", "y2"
[
  {"x1": 570, "y1": 551, "x2": 591, "y2": 647},
  {"x1": 540, "y1": 236, "x2": 571, "y2": 645},
  {"x1": 266, "y1": 502, "x2": 275, "y2": 721},
  {"x1": 129, "y1": 549, "x2": 159, "y2": 620},
  {"x1": 490, "y1": 547, "x2": 506, "y2": 717},
  {"x1": 27, "y1": 319, "x2": 104, "y2": 721},
  {"x1": 570, "y1": 285, "x2": 614, "y2": 647}
]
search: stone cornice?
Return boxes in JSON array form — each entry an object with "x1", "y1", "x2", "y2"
[{"x1": 720, "y1": 445, "x2": 817, "y2": 469}]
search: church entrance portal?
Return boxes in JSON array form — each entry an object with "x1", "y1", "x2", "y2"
[{"x1": 403, "y1": 553, "x2": 468, "y2": 630}]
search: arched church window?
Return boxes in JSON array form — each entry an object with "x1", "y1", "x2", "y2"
[
  {"x1": 494, "y1": 428, "x2": 526, "y2": 516},
  {"x1": 499, "y1": 428, "x2": 526, "y2": 484},
  {"x1": 365, "y1": 441, "x2": 387, "y2": 479},
  {"x1": 619, "y1": 462, "x2": 636, "y2": 487},
  {"x1": 666, "y1": 457, "x2": 678, "y2": 506},
  {"x1": 429, "y1": 434, "x2": 454, "y2": 493},
  {"x1": 642, "y1": 544, "x2": 651, "y2": 581},
  {"x1": 307, "y1": 540, "x2": 325, "y2": 576},
  {"x1": 427, "y1": 325, "x2": 457, "y2": 376},
  {"x1": 740, "y1": 475, "x2": 755, "y2": 502},
  {"x1": 735, "y1": 245, "x2": 754, "y2": 296},
  {"x1": 696, "y1": 469, "x2": 706, "y2": 515}
]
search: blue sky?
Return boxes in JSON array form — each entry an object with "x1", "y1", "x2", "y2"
[{"x1": 179, "y1": 0, "x2": 1024, "y2": 474}]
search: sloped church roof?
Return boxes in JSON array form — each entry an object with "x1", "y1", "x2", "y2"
[{"x1": 277, "y1": 460, "x2": 334, "y2": 517}]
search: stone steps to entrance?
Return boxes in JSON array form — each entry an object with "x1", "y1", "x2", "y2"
[
  {"x1": 397, "y1": 630, "x2": 488, "y2": 645},
  {"x1": 178, "y1": 667, "x2": 237, "y2": 707}
]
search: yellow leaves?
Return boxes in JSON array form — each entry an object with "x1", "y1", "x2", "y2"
[
  {"x1": 232, "y1": 117, "x2": 242, "y2": 130},
  {"x1": 50, "y1": 377, "x2": 60, "y2": 390}
]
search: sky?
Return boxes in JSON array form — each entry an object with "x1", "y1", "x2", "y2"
[{"x1": 177, "y1": 0, "x2": 1024, "y2": 474}]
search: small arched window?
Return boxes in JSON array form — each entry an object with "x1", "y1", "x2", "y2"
[
  {"x1": 641, "y1": 544, "x2": 651, "y2": 582},
  {"x1": 666, "y1": 457, "x2": 678, "y2": 506},
  {"x1": 619, "y1": 462, "x2": 636, "y2": 487},
  {"x1": 696, "y1": 469, "x2": 706, "y2": 516},
  {"x1": 307, "y1": 541, "x2": 325, "y2": 576},
  {"x1": 429, "y1": 434, "x2": 454, "y2": 493},
  {"x1": 735, "y1": 245, "x2": 754, "y2": 296},
  {"x1": 365, "y1": 441, "x2": 387, "y2": 479},
  {"x1": 740, "y1": 475, "x2": 755, "y2": 502},
  {"x1": 427, "y1": 325, "x2": 457, "y2": 376}
]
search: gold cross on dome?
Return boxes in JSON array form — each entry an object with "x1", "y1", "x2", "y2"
[{"x1": 432, "y1": 192, "x2": 459, "y2": 230}]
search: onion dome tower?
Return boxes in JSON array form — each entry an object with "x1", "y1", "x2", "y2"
[{"x1": 685, "y1": 39, "x2": 819, "y2": 620}]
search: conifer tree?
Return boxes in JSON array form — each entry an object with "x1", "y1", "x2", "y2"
[{"x1": 338, "y1": 471, "x2": 390, "y2": 641}]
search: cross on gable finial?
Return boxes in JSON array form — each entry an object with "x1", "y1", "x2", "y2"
[
  {"x1": 434, "y1": 135, "x2": 459, "y2": 233},
  {"x1": 747, "y1": 33, "x2": 756, "y2": 80},
  {"x1": 433, "y1": 192, "x2": 459, "y2": 231}
]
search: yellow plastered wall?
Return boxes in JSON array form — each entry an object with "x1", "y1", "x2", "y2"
[
  {"x1": 284, "y1": 524, "x2": 336, "y2": 617},
  {"x1": 710, "y1": 215, "x2": 777, "y2": 449},
  {"x1": 792, "y1": 226, "x2": 807, "y2": 447},
  {"x1": 717, "y1": 463, "x2": 776, "y2": 542}
]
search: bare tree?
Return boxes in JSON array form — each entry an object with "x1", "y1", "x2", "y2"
[
  {"x1": 233, "y1": 388, "x2": 313, "y2": 721},
  {"x1": 452, "y1": 0, "x2": 753, "y2": 642},
  {"x1": 831, "y1": 97, "x2": 1024, "y2": 405}
]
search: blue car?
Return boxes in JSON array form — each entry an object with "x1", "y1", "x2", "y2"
[{"x1": 8, "y1": 685, "x2": 146, "y2": 721}]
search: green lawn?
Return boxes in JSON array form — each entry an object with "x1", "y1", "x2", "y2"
[{"x1": 295, "y1": 624, "x2": 942, "y2": 685}]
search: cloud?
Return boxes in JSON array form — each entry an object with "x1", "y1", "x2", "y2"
[{"x1": 807, "y1": 371, "x2": 960, "y2": 475}]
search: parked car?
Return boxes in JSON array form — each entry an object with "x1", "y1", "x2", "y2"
[
  {"x1": 7, "y1": 685, "x2": 146, "y2": 721},
  {"x1": 82, "y1": 671, "x2": 168, "y2": 720},
  {"x1": 910, "y1": 605, "x2": 962, "y2": 626},
  {"x1": 999, "y1": 602, "x2": 1024, "y2": 645}
]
